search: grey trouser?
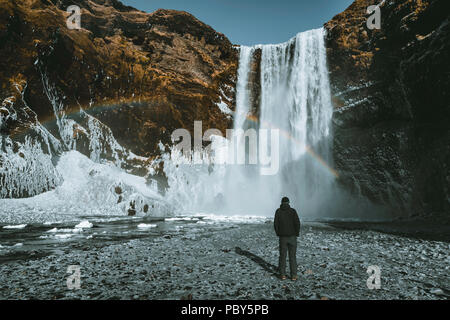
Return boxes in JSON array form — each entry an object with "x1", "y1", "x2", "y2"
[{"x1": 278, "y1": 236, "x2": 297, "y2": 277}]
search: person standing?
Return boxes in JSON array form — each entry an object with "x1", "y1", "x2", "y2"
[{"x1": 274, "y1": 196, "x2": 300, "y2": 280}]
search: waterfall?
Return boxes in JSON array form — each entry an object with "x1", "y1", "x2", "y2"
[
  {"x1": 161, "y1": 27, "x2": 337, "y2": 218},
  {"x1": 222, "y1": 28, "x2": 336, "y2": 217},
  {"x1": 234, "y1": 46, "x2": 255, "y2": 132},
  {"x1": 259, "y1": 28, "x2": 332, "y2": 162}
]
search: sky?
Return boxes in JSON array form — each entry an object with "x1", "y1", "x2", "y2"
[{"x1": 121, "y1": 0, "x2": 354, "y2": 46}]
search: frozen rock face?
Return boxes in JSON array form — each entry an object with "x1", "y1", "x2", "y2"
[
  {"x1": 324, "y1": 0, "x2": 450, "y2": 218},
  {"x1": 0, "y1": 0, "x2": 238, "y2": 198}
]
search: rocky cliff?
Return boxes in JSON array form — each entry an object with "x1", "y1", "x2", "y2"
[
  {"x1": 1, "y1": 0, "x2": 448, "y2": 220},
  {"x1": 0, "y1": 0, "x2": 238, "y2": 197},
  {"x1": 325, "y1": 0, "x2": 449, "y2": 218}
]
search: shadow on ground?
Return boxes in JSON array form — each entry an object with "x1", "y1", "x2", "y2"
[{"x1": 235, "y1": 247, "x2": 280, "y2": 278}]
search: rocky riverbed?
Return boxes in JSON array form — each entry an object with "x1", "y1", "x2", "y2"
[{"x1": 0, "y1": 217, "x2": 448, "y2": 300}]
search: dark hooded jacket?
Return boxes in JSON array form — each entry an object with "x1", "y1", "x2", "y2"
[{"x1": 274, "y1": 203, "x2": 300, "y2": 237}]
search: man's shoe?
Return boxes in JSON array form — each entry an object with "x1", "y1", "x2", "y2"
[
  {"x1": 280, "y1": 275, "x2": 287, "y2": 280},
  {"x1": 291, "y1": 276, "x2": 298, "y2": 281}
]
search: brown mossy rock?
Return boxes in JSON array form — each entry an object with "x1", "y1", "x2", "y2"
[{"x1": 0, "y1": 0, "x2": 238, "y2": 157}]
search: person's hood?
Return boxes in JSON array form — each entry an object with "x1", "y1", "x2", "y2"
[{"x1": 280, "y1": 203, "x2": 290, "y2": 210}]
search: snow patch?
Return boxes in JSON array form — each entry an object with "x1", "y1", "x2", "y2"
[
  {"x1": 0, "y1": 151, "x2": 172, "y2": 223},
  {"x1": 75, "y1": 220, "x2": 93, "y2": 229},
  {"x1": 3, "y1": 224, "x2": 27, "y2": 229},
  {"x1": 137, "y1": 223, "x2": 157, "y2": 229},
  {"x1": 216, "y1": 100, "x2": 232, "y2": 116}
]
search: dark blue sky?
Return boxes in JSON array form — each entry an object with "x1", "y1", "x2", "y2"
[{"x1": 122, "y1": 0, "x2": 354, "y2": 45}]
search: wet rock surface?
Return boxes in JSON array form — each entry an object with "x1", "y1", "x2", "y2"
[{"x1": 0, "y1": 221, "x2": 448, "y2": 300}]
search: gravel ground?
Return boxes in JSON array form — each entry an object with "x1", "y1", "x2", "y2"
[{"x1": 0, "y1": 221, "x2": 449, "y2": 300}]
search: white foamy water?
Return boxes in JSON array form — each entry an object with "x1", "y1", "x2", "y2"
[
  {"x1": 234, "y1": 46, "x2": 255, "y2": 134},
  {"x1": 249, "y1": 28, "x2": 335, "y2": 217}
]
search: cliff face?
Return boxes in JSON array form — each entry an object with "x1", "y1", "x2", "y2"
[
  {"x1": 0, "y1": 0, "x2": 237, "y2": 152},
  {"x1": 1, "y1": 0, "x2": 448, "y2": 220},
  {"x1": 0, "y1": 0, "x2": 238, "y2": 196},
  {"x1": 325, "y1": 0, "x2": 450, "y2": 218}
]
